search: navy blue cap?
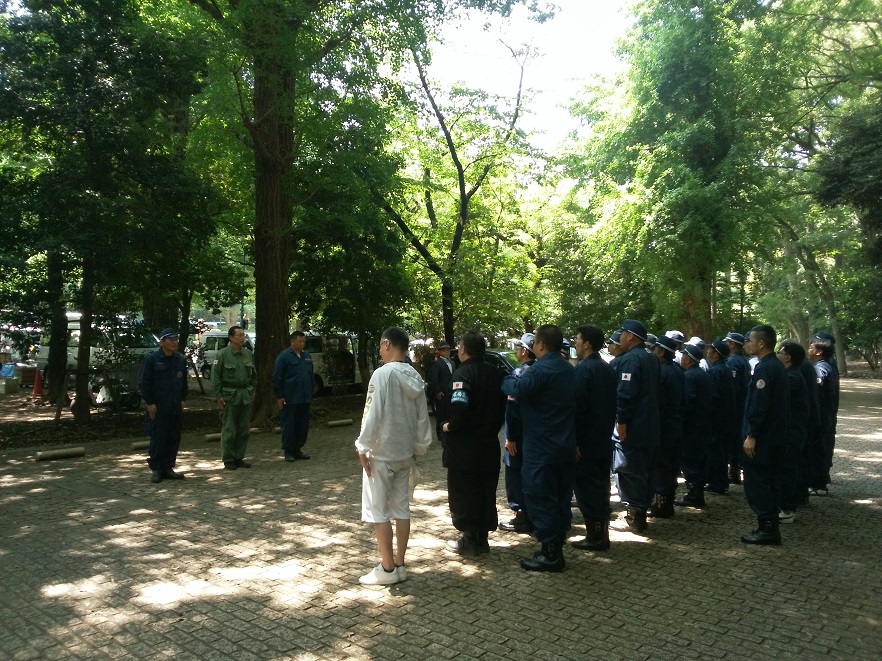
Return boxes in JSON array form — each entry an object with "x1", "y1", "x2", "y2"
[
  {"x1": 655, "y1": 335, "x2": 678, "y2": 354},
  {"x1": 710, "y1": 339, "x2": 730, "y2": 358},
  {"x1": 607, "y1": 331, "x2": 622, "y2": 345},
  {"x1": 158, "y1": 328, "x2": 178, "y2": 341},
  {"x1": 814, "y1": 331, "x2": 835, "y2": 344},
  {"x1": 724, "y1": 332, "x2": 744, "y2": 345},
  {"x1": 645, "y1": 333, "x2": 658, "y2": 349},
  {"x1": 620, "y1": 319, "x2": 648, "y2": 341},
  {"x1": 681, "y1": 344, "x2": 703, "y2": 362},
  {"x1": 560, "y1": 338, "x2": 571, "y2": 355}
]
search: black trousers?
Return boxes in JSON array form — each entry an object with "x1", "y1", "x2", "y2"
[{"x1": 447, "y1": 468, "x2": 500, "y2": 534}]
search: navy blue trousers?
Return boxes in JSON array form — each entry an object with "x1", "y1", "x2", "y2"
[
  {"x1": 280, "y1": 403, "x2": 310, "y2": 453},
  {"x1": 680, "y1": 432, "x2": 706, "y2": 489},
  {"x1": 522, "y1": 460, "x2": 575, "y2": 544},
  {"x1": 613, "y1": 441, "x2": 654, "y2": 510},
  {"x1": 573, "y1": 447, "x2": 612, "y2": 521},
  {"x1": 503, "y1": 446, "x2": 526, "y2": 512},
  {"x1": 146, "y1": 413, "x2": 182, "y2": 471},
  {"x1": 743, "y1": 445, "x2": 783, "y2": 519},
  {"x1": 775, "y1": 439, "x2": 803, "y2": 511},
  {"x1": 652, "y1": 434, "x2": 680, "y2": 497}
]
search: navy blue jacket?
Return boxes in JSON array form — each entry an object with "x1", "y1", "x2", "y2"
[
  {"x1": 787, "y1": 368, "x2": 809, "y2": 448},
  {"x1": 798, "y1": 358, "x2": 821, "y2": 437},
  {"x1": 814, "y1": 359, "x2": 839, "y2": 434},
  {"x1": 504, "y1": 360, "x2": 535, "y2": 448},
  {"x1": 272, "y1": 348, "x2": 314, "y2": 404},
  {"x1": 139, "y1": 349, "x2": 188, "y2": 414},
  {"x1": 682, "y1": 364, "x2": 712, "y2": 444},
  {"x1": 502, "y1": 352, "x2": 575, "y2": 465},
  {"x1": 743, "y1": 353, "x2": 790, "y2": 459},
  {"x1": 708, "y1": 359, "x2": 737, "y2": 448},
  {"x1": 573, "y1": 353, "x2": 617, "y2": 459},
  {"x1": 613, "y1": 343, "x2": 660, "y2": 448},
  {"x1": 658, "y1": 358, "x2": 685, "y2": 444}
]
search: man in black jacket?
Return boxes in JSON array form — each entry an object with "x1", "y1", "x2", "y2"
[{"x1": 441, "y1": 331, "x2": 506, "y2": 555}]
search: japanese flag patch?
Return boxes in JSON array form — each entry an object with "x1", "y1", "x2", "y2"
[
  {"x1": 621, "y1": 373, "x2": 632, "y2": 381},
  {"x1": 452, "y1": 381, "x2": 464, "y2": 390}
]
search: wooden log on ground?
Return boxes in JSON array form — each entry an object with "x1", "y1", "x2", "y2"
[{"x1": 35, "y1": 447, "x2": 86, "y2": 461}]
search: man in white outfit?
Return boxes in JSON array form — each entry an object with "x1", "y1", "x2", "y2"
[{"x1": 355, "y1": 327, "x2": 434, "y2": 585}]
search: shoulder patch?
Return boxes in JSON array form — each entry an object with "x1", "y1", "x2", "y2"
[
  {"x1": 756, "y1": 379, "x2": 766, "y2": 390},
  {"x1": 817, "y1": 377, "x2": 822, "y2": 384},
  {"x1": 450, "y1": 389, "x2": 469, "y2": 405},
  {"x1": 621, "y1": 373, "x2": 632, "y2": 381},
  {"x1": 452, "y1": 381, "x2": 464, "y2": 390},
  {"x1": 367, "y1": 384, "x2": 375, "y2": 393}
]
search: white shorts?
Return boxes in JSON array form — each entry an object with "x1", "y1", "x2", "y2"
[{"x1": 361, "y1": 457, "x2": 413, "y2": 523}]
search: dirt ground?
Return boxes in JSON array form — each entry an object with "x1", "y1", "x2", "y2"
[{"x1": 0, "y1": 378, "x2": 366, "y2": 451}]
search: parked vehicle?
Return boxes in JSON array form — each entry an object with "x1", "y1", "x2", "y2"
[
  {"x1": 304, "y1": 333, "x2": 373, "y2": 395},
  {"x1": 198, "y1": 330, "x2": 254, "y2": 379}
]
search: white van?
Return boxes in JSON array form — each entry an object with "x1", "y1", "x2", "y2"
[
  {"x1": 304, "y1": 333, "x2": 372, "y2": 395},
  {"x1": 198, "y1": 330, "x2": 254, "y2": 378}
]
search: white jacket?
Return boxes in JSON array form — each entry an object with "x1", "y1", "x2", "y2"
[{"x1": 355, "y1": 361, "x2": 433, "y2": 462}]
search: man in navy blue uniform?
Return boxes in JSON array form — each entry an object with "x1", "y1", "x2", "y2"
[
  {"x1": 501, "y1": 324, "x2": 576, "y2": 571},
  {"x1": 741, "y1": 325, "x2": 789, "y2": 545},
  {"x1": 499, "y1": 333, "x2": 536, "y2": 534},
  {"x1": 675, "y1": 343, "x2": 712, "y2": 508},
  {"x1": 611, "y1": 319, "x2": 660, "y2": 533},
  {"x1": 442, "y1": 331, "x2": 506, "y2": 555},
  {"x1": 570, "y1": 325, "x2": 617, "y2": 551},
  {"x1": 648, "y1": 334, "x2": 684, "y2": 518},
  {"x1": 776, "y1": 339, "x2": 810, "y2": 524},
  {"x1": 272, "y1": 331, "x2": 314, "y2": 461},
  {"x1": 705, "y1": 339, "x2": 737, "y2": 494},
  {"x1": 808, "y1": 334, "x2": 839, "y2": 495},
  {"x1": 429, "y1": 343, "x2": 455, "y2": 439},
  {"x1": 724, "y1": 332, "x2": 750, "y2": 484},
  {"x1": 139, "y1": 328, "x2": 189, "y2": 484}
]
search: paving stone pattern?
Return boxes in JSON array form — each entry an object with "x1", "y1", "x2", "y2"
[{"x1": 1, "y1": 380, "x2": 881, "y2": 660}]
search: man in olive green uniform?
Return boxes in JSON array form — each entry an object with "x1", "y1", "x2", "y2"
[{"x1": 211, "y1": 326, "x2": 257, "y2": 470}]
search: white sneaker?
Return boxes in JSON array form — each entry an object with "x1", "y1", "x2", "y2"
[
  {"x1": 358, "y1": 563, "x2": 400, "y2": 585},
  {"x1": 778, "y1": 510, "x2": 796, "y2": 524},
  {"x1": 396, "y1": 565, "x2": 407, "y2": 582}
]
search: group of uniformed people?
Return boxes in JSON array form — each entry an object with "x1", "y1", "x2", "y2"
[{"x1": 435, "y1": 320, "x2": 840, "y2": 572}]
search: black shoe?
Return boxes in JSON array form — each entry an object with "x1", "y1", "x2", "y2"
[
  {"x1": 446, "y1": 533, "x2": 487, "y2": 556},
  {"x1": 163, "y1": 468, "x2": 185, "y2": 480},
  {"x1": 624, "y1": 507, "x2": 647, "y2": 533},
  {"x1": 570, "y1": 519, "x2": 609, "y2": 551},
  {"x1": 498, "y1": 511, "x2": 532, "y2": 533},
  {"x1": 729, "y1": 466, "x2": 742, "y2": 485},
  {"x1": 521, "y1": 543, "x2": 565, "y2": 572},
  {"x1": 151, "y1": 470, "x2": 163, "y2": 484},
  {"x1": 284, "y1": 452, "x2": 297, "y2": 462},
  {"x1": 291, "y1": 451, "x2": 310, "y2": 460},
  {"x1": 675, "y1": 487, "x2": 706, "y2": 508},
  {"x1": 741, "y1": 518, "x2": 781, "y2": 545},
  {"x1": 224, "y1": 461, "x2": 237, "y2": 470},
  {"x1": 706, "y1": 486, "x2": 728, "y2": 495},
  {"x1": 235, "y1": 459, "x2": 251, "y2": 468},
  {"x1": 648, "y1": 493, "x2": 675, "y2": 519}
]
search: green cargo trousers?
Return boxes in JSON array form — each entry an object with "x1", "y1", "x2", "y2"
[{"x1": 220, "y1": 402, "x2": 251, "y2": 463}]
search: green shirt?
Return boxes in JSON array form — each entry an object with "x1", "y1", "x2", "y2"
[{"x1": 211, "y1": 346, "x2": 257, "y2": 405}]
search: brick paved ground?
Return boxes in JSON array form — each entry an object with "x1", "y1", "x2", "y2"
[{"x1": 1, "y1": 380, "x2": 880, "y2": 660}]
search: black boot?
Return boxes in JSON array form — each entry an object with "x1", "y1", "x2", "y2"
[
  {"x1": 675, "y1": 486, "x2": 706, "y2": 508},
  {"x1": 521, "y1": 542, "x2": 565, "y2": 572},
  {"x1": 729, "y1": 465, "x2": 742, "y2": 485},
  {"x1": 446, "y1": 531, "x2": 487, "y2": 555},
  {"x1": 741, "y1": 517, "x2": 781, "y2": 545},
  {"x1": 570, "y1": 519, "x2": 609, "y2": 551},
  {"x1": 624, "y1": 507, "x2": 648, "y2": 533},
  {"x1": 648, "y1": 493, "x2": 675, "y2": 518},
  {"x1": 498, "y1": 510, "x2": 532, "y2": 533}
]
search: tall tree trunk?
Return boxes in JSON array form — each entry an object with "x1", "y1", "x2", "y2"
[
  {"x1": 246, "y1": 5, "x2": 295, "y2": 424},
  {"x1": 72, "y1": 259, "x2": 95, "y2": 424},
  {"x1": 45, "y1": 252, "x2": 69, "y2": 404}
]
